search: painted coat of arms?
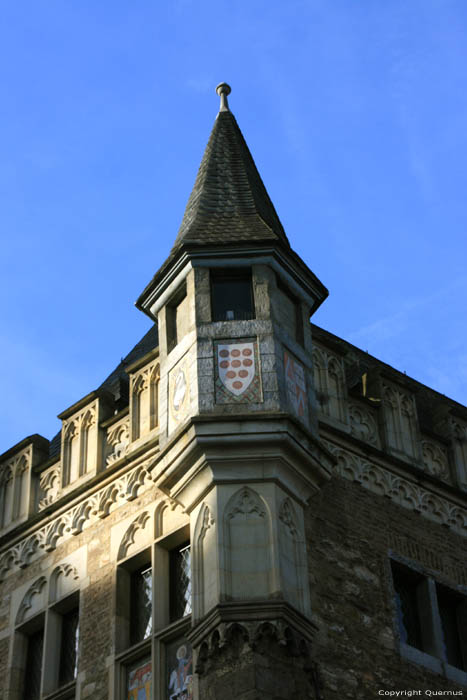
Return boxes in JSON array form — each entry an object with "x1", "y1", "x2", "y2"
[
  {"x1": 284, "y1": 350, "x2": 307, "y2": 419},
  {"x1": 215, "y1": 339, "x2": 262, "y2": 404}
]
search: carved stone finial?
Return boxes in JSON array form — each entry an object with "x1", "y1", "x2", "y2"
[{"x1": 216, "y1": 82, "x2": 231, "y2": 112}]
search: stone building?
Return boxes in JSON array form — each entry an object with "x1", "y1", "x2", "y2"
[{"x1": 0, "y1": 83, "x2": 466, "y2": 700}]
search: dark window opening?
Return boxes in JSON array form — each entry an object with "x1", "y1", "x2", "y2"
[
  {"x1": 166, "y1": 283, "x2": 187, "y2": 353},
  {"x1": 437, "y1": 585, "x2": 465, "y2": 670},
  {"x1": 24, "y1": 629, "x2": 44, "y2": 700},
  {"x1": 391, "y1": 563, "x2": 423, "y2": 651},
  {"x1": 170, "y1": 542, "x2": 192, "y2": 621},
  {"x1": 276, "y1": 277, "x2": 304, "y2": 345},
  {"x1": 211, "y1": 270, "x2": 254, "y2": 322},
  {"x1": 59, "y1": 608, "x2": 79, "y2": 685},
  {"x1": 130, "y1": 565, "x2": 153, "y2": 645}
]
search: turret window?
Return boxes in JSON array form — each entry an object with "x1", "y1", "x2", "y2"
[
  {"x1": 166, "y1": 282, "x2": 188, "y2": 352},
  {"x1": 211, "y1": 269, "x2": 254, "y2": 321}
]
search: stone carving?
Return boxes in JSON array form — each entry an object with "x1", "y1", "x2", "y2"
[
  {"x1": 16, "y1": 576, "x2": 47, "y2": 624},
  {"x1": 349, "y1": 402, "x2": 380, "y2": 447},
  {"x1": 278, "y1": 497, "x2": 299, "y2": 536},
  {"x1": 49, "y1": 563, "x2": 79, "y2": 602},
  {"x1": 312, "y1": 346, "x2": 348, "y2": 424},
  {"x1": 106, "y1": 418, "x2": 130, "y2": 466},
  {"x1": 118, "y1": 511, "x2": 150, "y2": 560},
  {"x1": 225, "y1": 487, "x2": 270, "y2": 600},
  {"x1": 450, "y1": 418, "x2": 467, "y2": 489},
  {"x1": 38, "y1": 465, "x2": 61, "y2": 510},
  {"x1": 226, "y1": 486, "x2": 266, "y2": 519},
  {"x1": 214, "y1": 338, "x2": 262, "y2": 405},
  {"x1": 324, "y1": 441, "x2": 467, "y2": 537},
  {"x1": 195, "y1": 619, "x2": 312, "y2": 675},
  {"x1": 0, "y1": 459, "x2": 152, "y2": 582},
  {"x1": 168, "y1": 357, "x2": 190, "y2": 434},
  {"x1": 0, "y1": 446, "x2": 32, "y2": 528},
  {"x1": 62, "y1": 401, "x2": 98, "y2": 485},
  {"x1": 193, "y1": 504, "x2": 216, "y2": 619},
  {"x1": 381, "y1": 383, "x2": 419, "y2": 459},
  {"x1": 422, "y1": 440, "x2": 450, "y2": 481},
  {"x1": 130, "y1": 360, "x2": 159, "y2": 440}
]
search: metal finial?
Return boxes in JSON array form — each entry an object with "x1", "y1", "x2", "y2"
[{"x1": 216, "y1": 82, "x2": 231, "y2": 112}]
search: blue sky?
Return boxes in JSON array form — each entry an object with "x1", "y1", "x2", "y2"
[{"x1": 1, "y1": 1, "x2": 466, "y2": 453}]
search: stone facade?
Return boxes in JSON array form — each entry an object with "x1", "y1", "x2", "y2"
[{"x1": 0, "y1": 86, "x2": 466, "y2": 700}]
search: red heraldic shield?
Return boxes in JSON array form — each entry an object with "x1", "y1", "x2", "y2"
[{"x1": 218, "y1": 342, "x2": 255, "y2": 397}]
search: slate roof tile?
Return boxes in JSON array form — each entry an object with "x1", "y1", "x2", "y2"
[{"x1": 172, "y1": 110, "x2": 290, "y2": 251}]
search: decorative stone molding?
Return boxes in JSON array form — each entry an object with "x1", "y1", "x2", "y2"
[
  {"x1": 117, "y1": 511, "x2": 150, "y2": 560},
  {"x1": 38, "y1": 464, "x2": 61, "y2": 510},
  {"x1": 348, "y1": 401, "x2": 380, "y2": 447},
  {"x1": 324, "y1": 441, "x2": 467, "y2": 537},
  {"x1": 195, "y1": 619, "x2": 311, "y2": 673},
  {"x1": 193, "y1": 503, "x2": 216, "y2": 620},
  {"x1": 278, "y1": 497, "x2": 299, "y2": 536},
  {"x1": 422, "y1": 439, "x2": 450, "y2": 481},
  {"x1": 16, "y1": 576, "x2": 47, "y2": 624},
  {"x1": 381, "y1": 383, "x2": 420, "y2": 460},
  {"x1": 0, "y1": 445, "x2": 33, "y2": 528},
  {"x1": 224, "y1": 487, "x2": 271, "y2": 600},
  {"x1": 130, "y1": 360, "x2": 159, "y2": 441},
  {"x1": 226, "y1": 486, "x2": 266, "y2": 519},
  {"x1": 105, "y1": 416, "x2": 130, "y2": 466},
  {"x1": 49, "y1": 563, "x2": 79, "y2": 603},
  {"x1": 0, "y1": 459, "x2": 153, "y2": 582},
  {"x1": 61, "y1": 401, "x2": 98, "y2": 486},
  {"x1": 312, "y1": 346, "x2": 348, "y2": 425}
]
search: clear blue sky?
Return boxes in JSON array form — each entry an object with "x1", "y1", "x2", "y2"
[{"x1": 1, "y1": 1, "x2": 466, "y2": 453}]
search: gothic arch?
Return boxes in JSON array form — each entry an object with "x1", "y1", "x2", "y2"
[
  {"x1": 149, "y1": 364, "x2": 160, "y2": 430},
  {"x1": 224, "y1": 487, "x2": 272, "y2": 600},
  {"x1": 192, "y1": 503, "x2": 216, "y2": 619},
  {"x1": 49, "y1": 563, "x2": 80, "y2": 603},
  {"x1": 79, "y1": 411, "x2": 94, "y2": 477},
  {"x1": 132, "y1": 374, "x2": 147, "y2": 440},
  {"x1": 16, "y1": 576, "x2": 47, "y2": 625},
  {"x1": 278, "y1": 498, "x2": 307, "y2": 613},
  {"x1": 0, "y1": 464, "x2": 14, "y2": 528},
  {"x1": 118, "y1": 511, "x2": 151, "y2": 561},
  {"x1": 63, "y1": 422, "x2": 78, "y2": 486}
]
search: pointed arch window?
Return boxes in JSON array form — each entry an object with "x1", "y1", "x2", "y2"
[
  {"x1": 63, "y1": 423, "x2": 79, "y2": 487},
  {"x1": 13, "y1": 456, "x2": 29, "y2": 521},
  {"x1": 149, "y1": 365, "x2": 160, "y2": 431},
  {"x1": 0, "y1": 466, "x2": 14, "y2": 528},
  {"x1": 79, "y1": 412, "x2": 94, "y2": 477},
  {"x1": 132, "y1": 375, "x2": 146, "y2": 441}
]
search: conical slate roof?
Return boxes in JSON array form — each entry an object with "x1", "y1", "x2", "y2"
[{"x1": 171, "y1": 89, "x2": 290, "y2": 252}]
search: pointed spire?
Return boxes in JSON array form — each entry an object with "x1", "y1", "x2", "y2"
[{"x1": 170, "y1": 83, "x2": 290, "y2": 252}]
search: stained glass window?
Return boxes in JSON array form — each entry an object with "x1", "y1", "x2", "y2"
[
  {"x1": 24, "y1": 629, "x2": 44, "y2": 700},
  {"x1": 59, "y1": 608, "x2": 79, "y2": 685},
  {"x1": 170, "y1": 543, "x2": 192, "y2": 621},
  {"x1": 166, "y1": 638, "x2": 193, "y2": 700},
  {"x1": 130, "y1": 565, "x2": 153, "y2": 645},
  {"x1": 127, "y1": 657, "x2": 152, "y2": 700}
]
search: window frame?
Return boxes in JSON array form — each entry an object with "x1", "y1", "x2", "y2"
[
  {"x1": 210, "y1": 268, "x2": 255, "y2": 323},
  {"x1": 115, "y1": 522, "x2": 193, "y2": 700},
  {"x1": 389, "y1": 555, "x2": 467, "y2": 685},
  {"x1": 13, "y1": 589, "x2": 80, "y2": 700}
]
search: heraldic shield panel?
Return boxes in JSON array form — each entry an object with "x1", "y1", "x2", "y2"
[
  {"x1": 284, "y1": 349, "x2": 308, "y2": 422},
  {"x1": 214, "y1": 338, "x2": 262, "y2": 404}
]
